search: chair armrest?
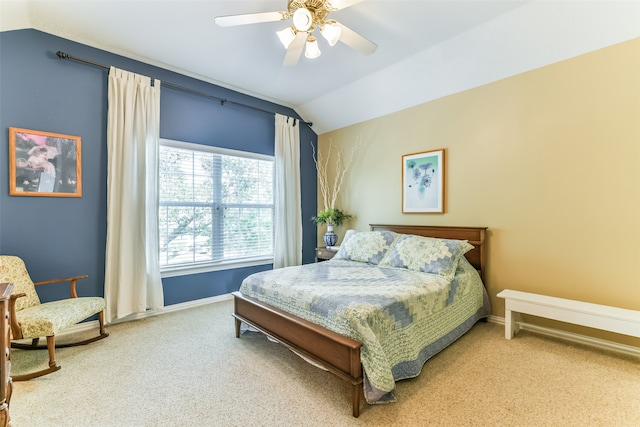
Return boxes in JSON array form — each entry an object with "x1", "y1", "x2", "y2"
[
  {"x1": 33, "y1": 275, "x2": 89, "y2": 298},
  {"x1": 9, "y1": 292, "x2": 26, "y2": 339}
]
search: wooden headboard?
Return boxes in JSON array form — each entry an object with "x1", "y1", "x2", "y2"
[{"x1": 369, "y1": 224, "x2": 487, "y2": 282}]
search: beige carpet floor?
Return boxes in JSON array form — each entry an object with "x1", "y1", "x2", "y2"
[{"x1": 9, "y1": 298, "x2": 640, "y2": 427}]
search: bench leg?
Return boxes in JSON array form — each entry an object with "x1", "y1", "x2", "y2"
[{"x1": 504, "y1": 308, "x2": 520, "y2": 339}]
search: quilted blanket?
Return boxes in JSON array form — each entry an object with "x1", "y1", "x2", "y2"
[{"x1": 239, "y1": 257, "x2": 489, "y2": 403}]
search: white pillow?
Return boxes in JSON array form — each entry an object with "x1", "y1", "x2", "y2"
[
  {"x1": 379, "y1": 234, "x2": 473, "y2": 279},
  {"x1": 333, "y1": 230, "x2": 399, "y2": 264}
]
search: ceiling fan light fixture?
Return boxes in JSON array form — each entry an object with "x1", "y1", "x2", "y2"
[
  {"x1": 305, "y1": 35, "x2": 321, "y2": 59},
  {"x1": 215, "y1": 1, "x2": 378, "y2": 66},
  {"x1": 321, "y1": 21, "x2": 341, "y2": 46},
  {"x1": 292, "y1": 8, "x2": 313, "y2": 31},
  {"x1": 276, "y1": 27, "x2": 296, "y2": 49}
]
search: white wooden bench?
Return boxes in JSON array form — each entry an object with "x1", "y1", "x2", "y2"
[{"x1": 497, "y1": 289, "x2": 640, "y2": 340}]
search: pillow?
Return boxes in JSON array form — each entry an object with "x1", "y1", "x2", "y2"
[
  {"x1": 378, "y1": 234, "x2": 474, "y2": 279},
  {"x1": 333, "y1": 230, "x2": 399, "y2": 264}
]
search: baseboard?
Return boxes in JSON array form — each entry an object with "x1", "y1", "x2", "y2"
[
  {"x1": 55, "y1": 298, "x2": 639, "y2": 359},
  {"x1": 56, "y1": 293, "x2": 234, "y2": 337},
  {"x1": 487, "y1": 315, "x2": 640, "y2": 358}
]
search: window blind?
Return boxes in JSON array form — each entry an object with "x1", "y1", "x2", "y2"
[{"x1": 159, "y1": 140, "x2": 274, "y2": 269}]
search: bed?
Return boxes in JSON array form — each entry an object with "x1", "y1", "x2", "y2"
[{"x1": 232, "y1": 224, "x2": 489, "y2": 417}]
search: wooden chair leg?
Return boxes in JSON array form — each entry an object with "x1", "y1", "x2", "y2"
[
  {"x1": 99, "y1": 311, "x2": 106, "y2": 336},
  {"x1": 12, "y1": 335, "x2": 61, "y2": 381},
  {"x1": 11, "y1": 312, "x2": 108, "y2": 381},
  {"x1": 46, "y1": 336, "x2": 57, "y2": 369}
]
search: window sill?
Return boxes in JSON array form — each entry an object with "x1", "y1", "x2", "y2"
[{"x1": 161, "y1": 257, "x2": 273, "y2": 278}]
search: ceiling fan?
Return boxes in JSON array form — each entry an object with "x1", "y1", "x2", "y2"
[{"x1": 214, "y1": 0, "x2": 377, "y2": 66}]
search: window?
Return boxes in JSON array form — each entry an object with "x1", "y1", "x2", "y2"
[{"x1": 159, "y1": 139, "x2": 274, "y2": 274}]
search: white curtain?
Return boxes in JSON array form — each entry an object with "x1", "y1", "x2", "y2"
[
  {"x1": 104, "y1": 66, "x2": 163, "y2": 323},
  {"x1": 273, "y1": 114, "x2": 302, "y2": 268}
]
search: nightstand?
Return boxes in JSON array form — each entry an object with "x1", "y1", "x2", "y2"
[{"x1": 315, "y1": 247, "x2": 338, "y2": 262}]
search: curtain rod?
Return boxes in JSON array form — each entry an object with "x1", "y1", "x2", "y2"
[{"x1": 55, "y1": 51, "x2": 312, "y2": 127}]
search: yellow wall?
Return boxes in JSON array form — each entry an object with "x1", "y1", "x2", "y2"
[{"x1": 318, "y1": 38, "x2": 640, "y2": 346}]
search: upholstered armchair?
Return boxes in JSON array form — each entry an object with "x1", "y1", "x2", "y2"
[{"x1": 0, "y1": 256, "x2": 108, "y2": 381}]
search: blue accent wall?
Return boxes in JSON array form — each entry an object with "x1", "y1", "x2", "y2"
[{"x1": 0, "y1": 29, "x2": 318, "y2": 306}]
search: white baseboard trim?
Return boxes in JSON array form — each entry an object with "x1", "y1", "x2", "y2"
[
  {"x1": 54, "y1": 293, "x2": 234, "y2": 338},
  {"x1": 50, "y1": 298, "x2": 639, "y2": 359},
  {"x1": 487, "y1": 315, "x2": 640, "y2": 358}
]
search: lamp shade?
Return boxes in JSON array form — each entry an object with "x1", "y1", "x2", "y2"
[
  {"x1": 305, "y1": 36, "x2": 321, "y2": 59},
  {"x1": 276, "y1": 27, "x2": 296, "y2": 48},
  {"x1": 321, "y1": 22, "x2": 341, "y2": 46}
]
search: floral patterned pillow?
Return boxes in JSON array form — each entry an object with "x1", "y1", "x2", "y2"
[
  {"x1": 333, "y1": 230, "x2": 399, "y2": 265},
  {"x1": 378, "y1": 234, "x2": 474, "y2": 279}
]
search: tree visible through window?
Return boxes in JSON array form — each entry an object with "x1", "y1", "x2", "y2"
[{"x1": 159, "y1": 140, "x2": 274, "y2": 269}]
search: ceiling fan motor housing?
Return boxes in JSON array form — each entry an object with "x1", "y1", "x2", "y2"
[{"x1": 288, "y1": 0, "x2": 333, "y2": 31}]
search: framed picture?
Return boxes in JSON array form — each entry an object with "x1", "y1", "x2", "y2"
[
  {"x1": 402, "y1": 148, "x2": 445, "y2": 214},
  {"x1": 9, "y1": 127, "x2": 82, "y2": 197}
]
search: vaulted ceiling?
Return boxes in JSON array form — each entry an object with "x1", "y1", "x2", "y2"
[{"x1": 2, "y1": 1, "x2": 638, "y2": 134}]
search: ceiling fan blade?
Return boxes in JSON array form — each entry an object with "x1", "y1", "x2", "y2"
[
  {"x1": 329, "y1": 0, "x2": 365, "y2": 10},
  {"x1": 336, "y1": 22, "x2": 377, "y2": 56},
  {"x1": 283, "y1": 32, "x2": 306, "y2": 67},
  {"x1": 215, "y1": 11, "x2": 286, "y2": 27}
]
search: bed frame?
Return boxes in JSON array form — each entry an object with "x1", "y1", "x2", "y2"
[{"x1": 232, "y1": 224, "x2": 487, "y2": 417}]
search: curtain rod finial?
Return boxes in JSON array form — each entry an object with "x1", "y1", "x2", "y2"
[{"x1": 56, "y1": 51, "x2": 70, "y2": 59}]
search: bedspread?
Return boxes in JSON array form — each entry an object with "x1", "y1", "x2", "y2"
[{"x1": 239, "y1": 257, "x2": 489, "y2": 403}]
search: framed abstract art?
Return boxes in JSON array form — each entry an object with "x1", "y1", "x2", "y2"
[{"x1": 402, "y1": 148, "x2": 445, "y2": 214}]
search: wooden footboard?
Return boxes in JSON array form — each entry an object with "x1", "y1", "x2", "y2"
[{"x1": 233, "y1": 292, "x2": 363, "y2": 417}]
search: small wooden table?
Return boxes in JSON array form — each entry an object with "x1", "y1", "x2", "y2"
[{"x1": 315, "y1": 247, "x2": 337, "y2": 262}]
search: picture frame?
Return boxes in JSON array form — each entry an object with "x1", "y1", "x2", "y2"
[
  {"x1": 9, "y1": 127, "x2": 82, "y2": 197},
  {"x1": 402, "y1": 148, "x2": 445, "y2": 214}
]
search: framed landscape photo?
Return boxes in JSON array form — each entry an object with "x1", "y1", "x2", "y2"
[
  {"x1": 9, "y1": 127, "x2": 82, "y2": 197},
  {"x1": 402, "y1": 148, "x2": 445, "y2": 214}
]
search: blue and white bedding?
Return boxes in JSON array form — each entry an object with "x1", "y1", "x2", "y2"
[{"x1": 238, "y1": 230, "x2": 491, "y2": 404}]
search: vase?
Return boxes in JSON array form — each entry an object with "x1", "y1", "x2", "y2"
[{"x1": 323, "y1": 224, "x2": 338, "y2": 247}]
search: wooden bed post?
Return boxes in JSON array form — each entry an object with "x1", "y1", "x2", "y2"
[
  {"x1": 351, "y1": 383, "x2": 361, "y2": 417},
  {"x1": 232, "y1": 292, "x2": 363, "y2": 416}
]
